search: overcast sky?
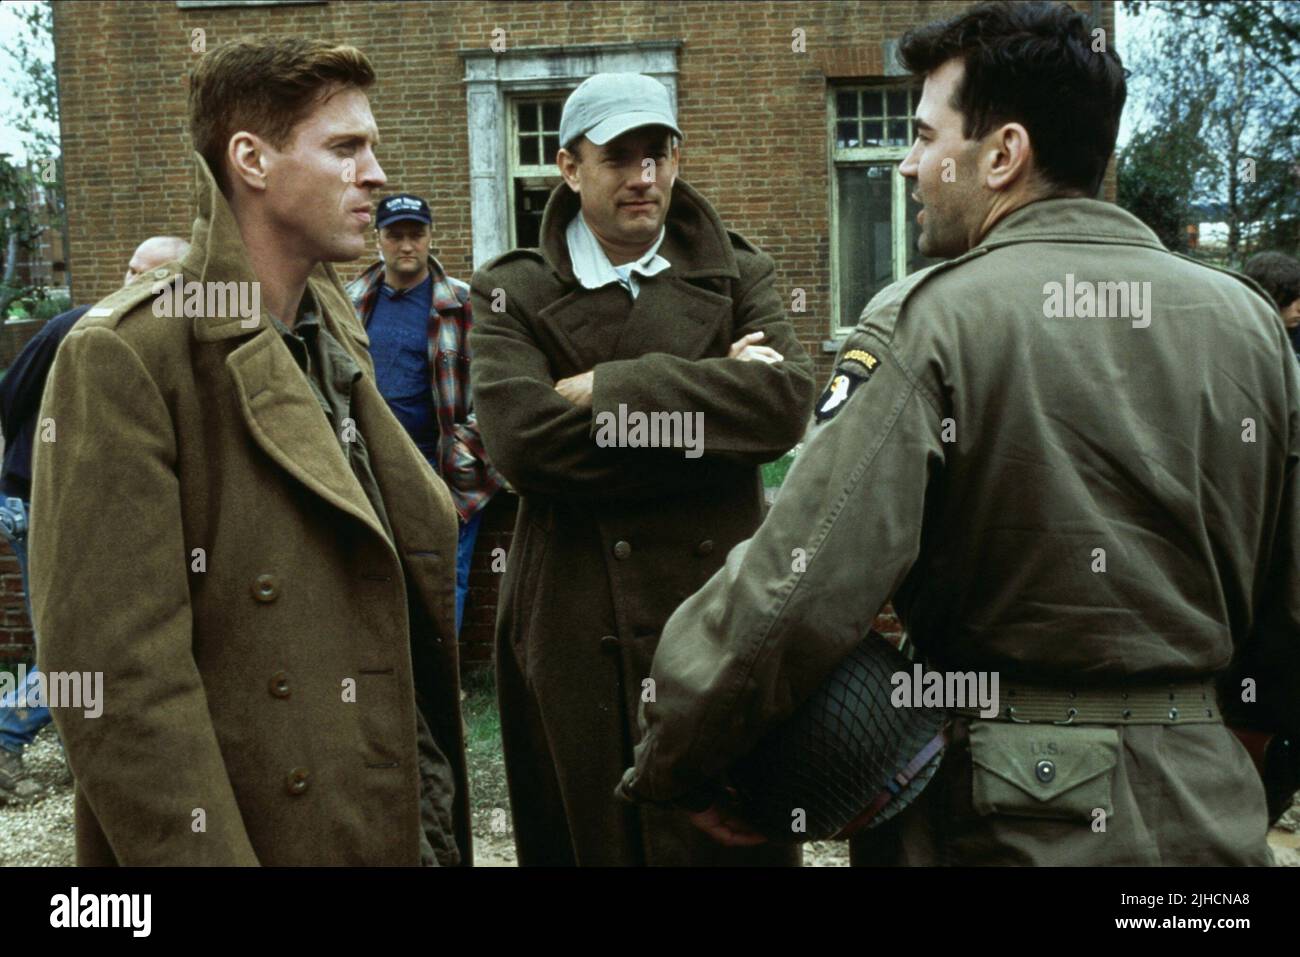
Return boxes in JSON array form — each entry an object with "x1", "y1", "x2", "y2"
[
  {"x1": 0, "y1": 0, "x2": 1145, "y2": 165},
  {"x1": 1114, "y1": 2, "x2": 1137, "y2": 147},
  {"x1": 0, "y1": 0, "x2": 56, "y2": 165}
]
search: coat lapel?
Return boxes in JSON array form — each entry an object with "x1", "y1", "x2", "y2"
[
  {"x1": 611, "y1": 273, "x2": 731, "y2": 361},
  {"x1": 536, "y1": 284, "x2": 629, "y2": 373},
  {"x1": 321, "y1": 288, "x2": 459, "y2": 635},
  {"x1": 226, "y1": 326, "x2": 390, "y2": 547},
  {"x1": 179, "y1": 151, "x2": 392, "y2": 549},
  {"x1": 350, "y1": 374, "x2": 458, "y2": 635}
]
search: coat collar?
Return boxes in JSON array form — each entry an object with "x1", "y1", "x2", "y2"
[
  {"x1": 977, "y1": 196, "x2": 1166, "y2": 251},
  {"x1": 852, "y1": 197, "x2": 1171, "y2": 339},
  {"x1": 350, "y1": 254, "x2": 467, "y2": 320},
  {"x1": 179, "y1": 152, "x2": 402, "y2": 553},
  {"x1": 538, "y1": 178, "x2": 740, "y2": 285}
]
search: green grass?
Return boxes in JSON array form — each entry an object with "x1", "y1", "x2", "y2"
[
  {"x1": 761, "y1": 445, "x2": 802, "y2": 489},
  {"x1": 460, "y1": 667, "x2": 512, "y2": 845}
]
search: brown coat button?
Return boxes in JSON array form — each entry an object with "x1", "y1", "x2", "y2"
[
  {"x1": 252, "y1": 574, "x2": 280, "y2": 602},
  {"x1": 695, "y1": 539, "x2": 715, "y2": 556},
  {"x1": 599, "y1": 635, "x2": 620, "y2": 654},
  {"x1": 269, "y1": 671, "x2": 291, "y2": 698},
  {"x1": 286, "y1": 767, "x2": 310, "y2": 796},
  {"x1": 613, "y1": 540, "x2": 632, "y2": 560}
]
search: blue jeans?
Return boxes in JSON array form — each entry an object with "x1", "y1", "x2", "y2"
[
  {"x1": 455, "y1": 510, "x2": 483, "y2": 637},
  {"x1": 0, "y1": 498, "x2": 51, "y2": 755}
]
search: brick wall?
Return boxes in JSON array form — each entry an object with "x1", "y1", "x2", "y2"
[
  {"x1": 461, "y1": 491, "x2": 517, "y2": 669},
  {"x1": 51, "y1": 0, "x2": 1113, "y2": 373},
  {"x1": 0, "y1": 547, "x2": 32, "y2": 662},
  {"x1": 34, "y1": 0, "x2": 1114, "y2": 670}
]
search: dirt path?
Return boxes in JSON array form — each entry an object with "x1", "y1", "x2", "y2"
[{"x1": 4, "y1": 725, "x2": 1296, "y2": 867}]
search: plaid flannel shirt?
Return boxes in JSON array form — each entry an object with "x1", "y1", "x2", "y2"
[{"x1": 348, "y1": 256, "x2": 504, "y2": 521}]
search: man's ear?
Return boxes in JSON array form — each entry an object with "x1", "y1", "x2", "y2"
[
  {"x1": 557, "y1": 147, "x2": 581, "y2": 193},
  {"x1": 228, "y1": 131, "x2": 270, "y2": 193},
  {"x1": 983, "y1": 122, "x2": 1033, "y2": 193}
]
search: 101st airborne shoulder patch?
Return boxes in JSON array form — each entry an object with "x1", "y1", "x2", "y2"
[{"x1": 815, "y1": 347, "x2": 880, "y2": 423}]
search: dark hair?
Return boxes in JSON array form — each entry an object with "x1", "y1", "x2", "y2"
[
  {"x1": 898, "y1": 0, "x2": 1126, "y2": 196},
  {"x1": 1243, "y1": 252, "x2": 1300, "y2": 313},
  {"x1": 189, "y1": 37, "x2": 375, "y2": 193}
]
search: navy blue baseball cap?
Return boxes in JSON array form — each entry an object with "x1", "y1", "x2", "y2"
[{"x1": 375, "y1": 193, "x2": 431, "y2": 230}]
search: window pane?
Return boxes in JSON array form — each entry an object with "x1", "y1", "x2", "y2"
[
  {"x1": 543, "y1": 135, "x2": 559, "y2": 164},
  {"x1": 519, "y1": 135, "x2": 539, "y2": 166},
  {"x1": 862, "y1": 120, "x2": 883, "y2": 145},
  {"x1": 885, "y1": 120, "x2": 910, "y2": 147},
  {"x1": 836, "y1": 164, "x2": 894, "y2": 327},
  {"x1": 542, "y1": 101, "x2": 561, "y2": 132},
  {"x1": 519, "y1": 103, "x2": 538, "y2": 132},
  {"x1": 861, "y1": 89, "x2": 886, "y2": 118},
  {"x1": 905, "y1": 188, "x2": 942, "y2": 276},
  {"x1": 514, "y1": 180, "x2": 559, "y2": 248},
  {"x1": 886, "y1": 89, "x2": 909, "y2": 117},
  {"x1": 836, "y1": 90, "x2": 858, "y2": 118},
  {"x1": 836, "y1": 121, "x2": 859, "y2": 149}
]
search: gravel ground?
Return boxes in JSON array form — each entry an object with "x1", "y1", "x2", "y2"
[
  {"x1": 0, "y1": 726, "x2": 74, "y2": 867},
  {"x1": 2, "y1": 721, "x2": 1294, "y2": 867}
]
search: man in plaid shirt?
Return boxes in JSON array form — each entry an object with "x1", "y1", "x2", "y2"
[{"x1": 348, "y1": 193, "x2": 503, "y2": 634}]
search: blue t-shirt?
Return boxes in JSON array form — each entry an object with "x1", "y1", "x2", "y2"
[{"x1": 367, "y1": 274, "x2": 440, "y2": 467}]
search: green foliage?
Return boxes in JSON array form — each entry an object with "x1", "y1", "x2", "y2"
[
  {"x1": 1138, "y1": 0, "x2": 1300, "y2": 76},
  {"x1": 1, "y1": 1, "x2": 63, "y2": 315},
  {"x1": 1118, "y1": 129, "x2": 1198, "y2": 253},
  {"x1": 1120, "y1": 1, "x2": 1300, "y2": 263},
  {"x1": 30, "y1": 290, "x2": 70, "y2": 319},
  {"x1": 460, "y1": 668, "x2": 512, "y2": 841},
  {"x1": 5, "y1": 1, "x2": 60, "y2": 163},
  {"x1": 761, "y1": 446, "x2": 801, "y2": 489},
  {"x1": 0, "y1": 281, "x2": 68, "y2": 321}
]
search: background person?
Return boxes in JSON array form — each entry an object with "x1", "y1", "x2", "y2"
[
  {"x1": 1242, "y1": 251, "x2": 1300, "y2": 360},
  {"x1": 0, "y1": 236, "x2": 189, "y2": 807},
  {"x1": 347, "y1": 194, "x2": 502, "y2": 635}
]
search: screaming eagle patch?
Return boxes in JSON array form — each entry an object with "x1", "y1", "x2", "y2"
[{"x1": 815, "y1": 347, "x2": 880, "y2": 423}]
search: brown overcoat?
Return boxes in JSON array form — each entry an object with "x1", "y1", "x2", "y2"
[
  {"x1": 469, "y1": 180, "x2": 816, "y2": 865},
  {"x1": 30, "y1": 154, "x2": 471, "y2": 866}
]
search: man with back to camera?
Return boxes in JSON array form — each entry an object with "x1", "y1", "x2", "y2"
[{"x1": 618, "y1": 0, "x2": 1299, "y2": 865}]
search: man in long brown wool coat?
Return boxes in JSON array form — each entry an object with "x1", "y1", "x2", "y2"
[
  {"x1": 31, "y1": 38, "x2": 470, "y2": 866},
  {"x1": 470, "y1": 73, "x2": 817, "y2": 866}
]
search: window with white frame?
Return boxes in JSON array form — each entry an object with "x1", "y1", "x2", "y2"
[
  {"x1": 509, "y1": 96, "x2": 568, "y2": 249},
  {"x1": 829, "y1": 84, "x2": 939, "y2": 333}
]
